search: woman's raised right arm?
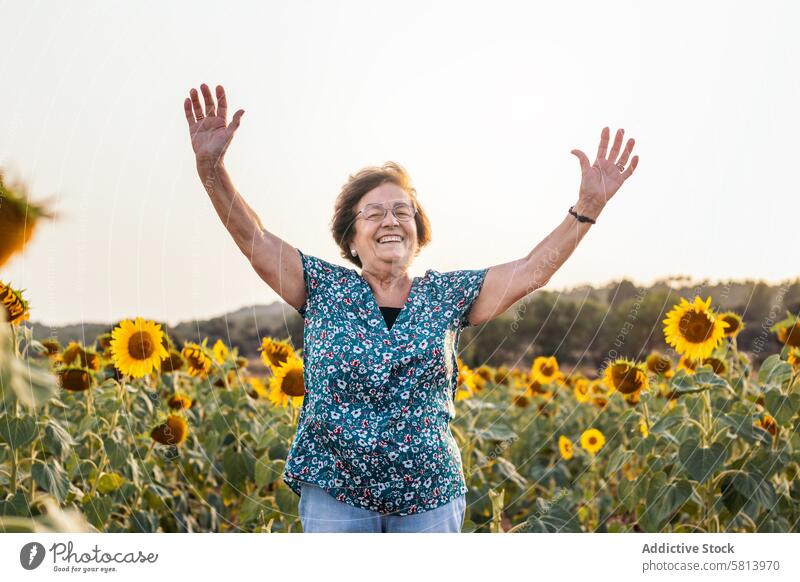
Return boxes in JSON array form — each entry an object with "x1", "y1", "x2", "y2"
[{"x1": 184, "y1": 83, "x2": 306, "y2": 312}]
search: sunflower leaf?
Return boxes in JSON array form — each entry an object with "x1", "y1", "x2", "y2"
[
  {"x1": 472, "y1": 425, "x2": 517, "y2": 443},
  {"x1": 492, "y1": 457, "x2": 527, "y2": 489},
  {"x1": 43, "y1": 419, "x2": 75, "y2": 458},
  {"x1": 716, "y1": 412, "x2": 770, "y2": 445},
  {"x1": 691, "y1": 368, "x2": 730, "y2": 390},
  {"x1": 254, "y1": 454, "x2": 274, "y2": 488},
  {"x1": 618, "y1": 478, "x2": 640, "y2": 513},
  {"x1": 758, "y1": 355, "x2": 793, "y2": 387},
  {"x1": 0, "y1": 414, "x2": 38, "y2": 449},
  {"x1": 606, "y1": 448, "x2": 634, "y2": 477},
  {"x1": 650, "y1": 407, "x2": 687, "y2": 434},
  {"x1": 764, "y1": 390, "x2": 800, "y2": 425},
  {"x1": 103, "y1": 437, "x2": 128, "y2": 470},
  {"x1": 81, "y1": 493, "x2": 114, "y2": 530},
  {"x1": 32, "y1": 459, "x2": 69, "y2": 503},
  {"x1": 678, "y1": 439, "x2": 728, "y2": 484}
]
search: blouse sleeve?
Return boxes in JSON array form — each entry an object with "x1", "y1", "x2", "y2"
[
  {"x1": 294, "y1": 249, "x2": 344, "y2": 318},
  {"x1": 439, "y1": 267, "x2": 490, "y2": 330}
]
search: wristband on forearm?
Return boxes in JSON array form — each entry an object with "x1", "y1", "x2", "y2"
[{"x1": 568, "y1": 205, "x2": 597, "y2": 224}]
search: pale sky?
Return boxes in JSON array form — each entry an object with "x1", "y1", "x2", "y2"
[{"x1": 1, "y1": 0, "x2": 798, "y2": 327}]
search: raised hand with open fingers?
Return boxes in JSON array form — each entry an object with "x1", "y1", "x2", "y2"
[
  {"x1": 183, "y1": 83, "x2": 245, "y2": 165},
  {"x1": 570, "y1": 127, "x2": 639, "y2": 217}
]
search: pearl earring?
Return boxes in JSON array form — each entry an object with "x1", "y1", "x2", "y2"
[{"x1": 351, "y1": 249, "x2": 357, "y2": 256}]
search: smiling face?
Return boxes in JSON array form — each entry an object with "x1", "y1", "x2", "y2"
[{"x1": 350, "y1": 182, "x2": 419, "y2": 274}]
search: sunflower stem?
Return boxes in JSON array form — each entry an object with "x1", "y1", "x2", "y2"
[
  {"x1": 587, "y1": 457, "x2": 598, "y2": 531},
  {"x1": 10, "y1": 322, "x2": 19, "y2": 357},
  {"x1": 700, "y1": 389, "x2": 717, "y2": 532},
  {"x1": 29, "y1": 446, "x2": 37, "y2": 498},
  {"x1": 10, "y1": 448, "x2": 18, "y2": 495},
  {"x1": 787, "y1": 370, "x2": 799, "y2": 394}
]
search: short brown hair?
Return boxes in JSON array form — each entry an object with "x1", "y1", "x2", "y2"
[{"x1": 331, "y1": 161, "x2": 432, "y2": 268}]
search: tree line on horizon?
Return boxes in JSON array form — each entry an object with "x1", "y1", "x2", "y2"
[{"x1": 29, "y1": 277, "x2": 800, "y2": 374}]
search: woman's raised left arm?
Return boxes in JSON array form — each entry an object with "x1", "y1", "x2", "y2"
[{"x1": 466, "y1": 127, "x2": 639, "y2": 326}]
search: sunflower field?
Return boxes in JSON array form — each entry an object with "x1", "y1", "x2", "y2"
[
  {"x1": 2, "y1": 276, "x2": 800, "y2": 533},
  {"x1": 1, "y1": 171, "x2": 800, "y2": 532}
]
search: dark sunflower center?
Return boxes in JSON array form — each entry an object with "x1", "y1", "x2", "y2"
[
  {"x1": 188, "y1": 354, "x2": 204, "y2": 368},
  {"x1": 650, "y1": 357, "x2": 671, "y2": 373},
  {"x1": 612, "y1": 365, "x2": 644, "y2": 394},
  {"x1": 269, "y1": 349, "x2": 290, "y2": 368},
  {"x1": 541, "y1": 364, "x2": 554, "y2": 376},
  {"x1": 128, "y1": 331, "x2": 155, "y2": 360},
  {"x1": 722, "y1": 316, "x2": 740, "y2": 334},
  {"x1": 783, "y1": 323, "x2": 800, "y2": 347},
  {"x1": 281, "y1": 368, "x2": 305, "y2": 397},
  {"x1": 682, "y1": 357, "x2": 698, "y2": 370},
  {"x1": 588, "y1": 437, "x2": 597, "y2": 445},
  {"x1": 679, "y1": 311, "x2": 715, "y2": 343}
]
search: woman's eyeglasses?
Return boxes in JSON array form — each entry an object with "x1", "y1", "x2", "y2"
[{"x1": 355, "y1": 202, "x2": 417, "y2": 222}]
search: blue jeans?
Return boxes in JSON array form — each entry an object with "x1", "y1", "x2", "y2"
[{"x1": 298, "y1": 482, "x2": 467, "y2": 533}]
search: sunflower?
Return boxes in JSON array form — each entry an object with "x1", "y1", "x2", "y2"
[
  {"x1": 269, "y1": 354, "x2": 305, "y2": 407},
  {"x1": 96, "y1": 332, "x2": 113, "y2": 352},
  {"x1": 456, "y1": 359, "x2": 477, "y2": 401},
  {"x1": 181, "y1": 342, "x2": 213, "y2": 378},
  {"x1": 57, "y1": 366, "x2": 95, "y2": 392},
  {"x1": 39, "y1": 338, "x2": 62, "y2": 358},
  {"x1": 235, "y1": 356, "x2": 249, "y2": 369},
  {"x1": 589, "y1": 379, "x2": 612, "y2": 408},
  {"x1": 639, "y1": 418, "x2": 649, "y2": 438},
  {"x1": 167, "y1": 393, "x2": 193, "y2": 410},
  {"x1": 513, "y1": 394, "x2": 530, "y2": 408},
  {"x1": 774, "y1": 317, "x2": 800, "y2": 348},
  {"x1": 150, "y1": 414, "x2": 189, "y2": 446},
  {"x1": 212, "y1": 339, "x2": 230, "y2": 364},
  {"x1": 677, "y1": 354, "x2": 699, "y2": 375},
  {"x1": 455, "y1": 385, "x2": 474, "y2": 401},
  {"x1": 474, "y1": 365, "x2": 494, "y2": 382},
  {"x1": 573, "y1": 378, "x2": 591, "y2": 403},
  {"x1": 580, "y1": 428, "x2": 606, "y2": 455},
  {"x1": 0, "y1": 281, "x2": 31, "y2": 325},
  {"x1": 558, "y1": 435, "x2": 574, "y2": 460},
  {"x1": 471, "y1": 373, "x2": 488, "y2": 392},
  {"x1": 260, "y1": 337, "x2": 295, "y2": 369},
  {"x1": 718, "y1": 312, "x2": 744, "y2": 338},
  {"x1": 623, "y1": 390, "x2": 642, "y2": 406},
  {"x1": 603, "y1": 358, "x2": 649, "y2": 395},
  {"x1": 663, "y1": 296, "x2": 729, "y2": 361},
  {"x1": 646, "y1": 351, "x2": 673, "y2": 376},
  {"x1": 160, "y1": 349, "x2": 185, "y2": 373},
  {"x1": 0, "y1": 171, "x2": 55, "y2": 269},
  {"x1": 213, "y1": 369, "x2": 238, "y2": 388},
  {"x1": 754, "y1": 413, "x2": 777, "y2": 437},
  {"x1": 702, "y1": 357, "x2": 727, "y2": 375},
  {"x1": 493, "y1": 365, "x2": 511, "y2": 386},
  {"x1": 530, "y1": 356, "x2": 564, "y2": 385},
  {"x1": 787, "y1": 347, "x2": 800, "y2": 368},
  {"x1": 62, "y1": 341, "x2": 101, "y2": 371},
  {"x1": 109, "y1": 318, "x2": 169, "y2": 379},
  {"x1": 245, "y1": 376, "x2": 269, "y2": 399}
]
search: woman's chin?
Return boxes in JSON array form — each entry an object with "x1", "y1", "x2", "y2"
[{"x1": 375, "y1": 247, "x2": 408, "y2": 261}]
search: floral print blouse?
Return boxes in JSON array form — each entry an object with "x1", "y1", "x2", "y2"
[{"x1": 282, "y1": 248, "x2": 489, "y2": 516}]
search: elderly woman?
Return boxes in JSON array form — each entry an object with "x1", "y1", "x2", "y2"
[{"x1": 183, "y1": 84, "x2": 638, "y2": 533}]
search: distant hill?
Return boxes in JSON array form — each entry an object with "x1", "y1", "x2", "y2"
[
  {"x1": 28, "y1": 302, "x2": 304, "y2": 367},
  {"x1": 26, "y1": 276, "x2": 800, "y2": 373}
]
